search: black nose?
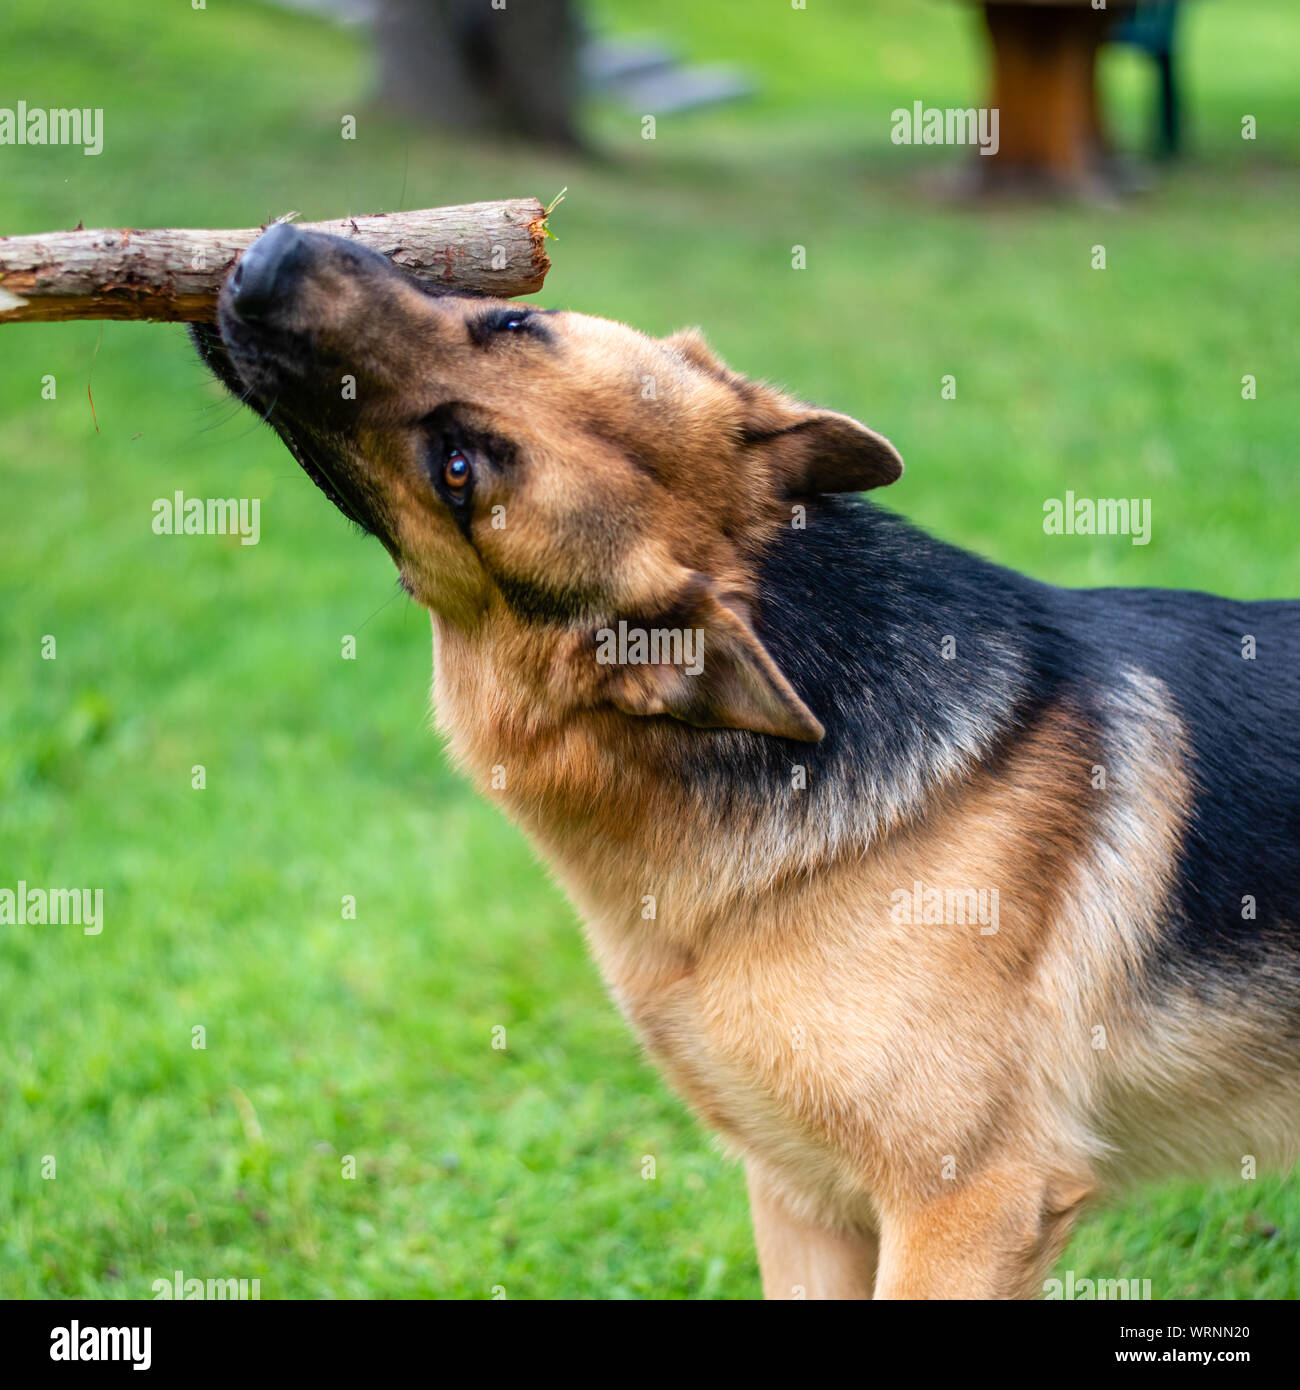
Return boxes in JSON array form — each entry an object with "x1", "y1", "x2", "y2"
[{"x1": 229, "y1": 222, "x2": 307, "y2": 322}]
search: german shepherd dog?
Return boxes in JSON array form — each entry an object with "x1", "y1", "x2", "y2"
[{"x1": 194, "y1": 224, "x2": 1300, "y2": 1299}]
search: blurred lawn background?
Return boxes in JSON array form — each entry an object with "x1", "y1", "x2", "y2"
[{"x1": 1, "y1": 0, "x2": 1298, "y2": 1298}]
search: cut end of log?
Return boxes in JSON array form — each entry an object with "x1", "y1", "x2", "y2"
[
  {"x1": 0, "y1": 198, "x2": 554, "y2": 325},
  {"x1": 528, "y1": 215, "x2": 553, "y2": 285}
]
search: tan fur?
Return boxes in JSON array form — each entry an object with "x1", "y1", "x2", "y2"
[{"x1": 436, "y1": 617, "x2": 1216, "y2": 1295}]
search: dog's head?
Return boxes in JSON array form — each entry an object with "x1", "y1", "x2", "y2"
[{"x1": 196, "y1": 223, "x2": 903, "y2": 743}]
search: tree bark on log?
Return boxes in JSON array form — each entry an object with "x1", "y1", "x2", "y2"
[{"x1": 0, "y1": 199, "x2": 551, "y2": 325}]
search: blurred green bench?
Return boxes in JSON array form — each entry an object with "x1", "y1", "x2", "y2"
[{"x1": 1113, "y1": 2, "x2": 1182, "y2": 157}]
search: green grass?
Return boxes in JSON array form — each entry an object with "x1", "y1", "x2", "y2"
[{"x1": 1, "y1": 0, "x2": 1298, "y2": 1298}]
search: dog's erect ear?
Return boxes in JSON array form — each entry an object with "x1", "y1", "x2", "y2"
[
  {"x1": 663, "y1": 327, "x2": 903, "y2": 495},
  {"x1": 603, "y1": 575, "x2": 825, "y2": 743},
  {"x1": 663, "y1": 326, "x2": 739, "y2": 383},
  {"x1": 761, "y1": 409, "x2": 904, "y2": 495}
]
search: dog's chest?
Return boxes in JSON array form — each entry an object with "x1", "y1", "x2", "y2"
[
  {"x1": 584, "y1": 911, "x2": 861, "y2": 1202},
  {"x1": 566, "y1": 865, "x2": 1024, "y2": 1214}
]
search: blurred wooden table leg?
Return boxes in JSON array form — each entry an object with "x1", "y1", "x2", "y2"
[{"x1": 980, "y1": 2, "x2": 1113, "y2": 193}]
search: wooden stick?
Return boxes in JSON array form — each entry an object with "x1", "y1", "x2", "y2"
[{"x1": 0, "y1": 199, "x2": 551, "y2": 324}]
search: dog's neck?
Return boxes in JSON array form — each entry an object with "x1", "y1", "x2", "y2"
[{"x1": 431, "y1": 498, "x2": 1045, "y2": 931}]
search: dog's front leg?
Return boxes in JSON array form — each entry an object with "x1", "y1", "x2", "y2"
[
  {"x1": 746, "y1": 1164, "x2": 878, "y2": 1300},
  {"x1": 872, "y1": 1163, "x2": 1092, "y2": 1300}
]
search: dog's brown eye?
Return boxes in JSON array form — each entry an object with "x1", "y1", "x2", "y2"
[{"x1": 444, "y1": 449, "x2": 471, "y2": 490}]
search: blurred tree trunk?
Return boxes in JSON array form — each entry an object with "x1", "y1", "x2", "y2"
[{"x1": 375, "y1": 0, "x2": 581, "y2": 149}]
